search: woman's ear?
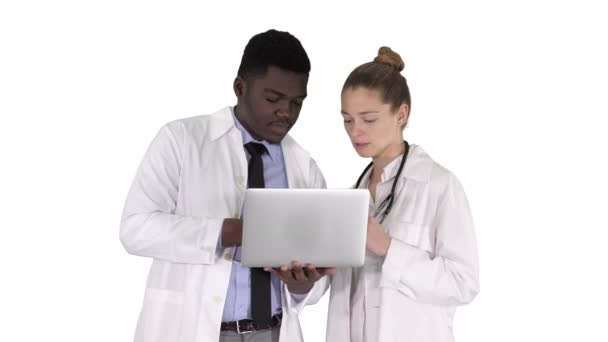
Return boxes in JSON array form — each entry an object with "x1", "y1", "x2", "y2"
[{"x1": 397, "y1": 103, "x2": 409, "y2": 126}]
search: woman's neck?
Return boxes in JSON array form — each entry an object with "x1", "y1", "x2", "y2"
[{"x1": 370, "y1": 140, "x2": 405, "y2": 184}]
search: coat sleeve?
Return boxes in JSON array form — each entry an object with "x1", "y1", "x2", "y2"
[
  {"x1": 308, "y1": 157, "x2": 327, "y2": 189},
  {"x1": 380, "y1": 173, "x2": 480, "y2": 306},
  {"x1": 119, "y1": 123, "x2": 223, "y2": 264}
]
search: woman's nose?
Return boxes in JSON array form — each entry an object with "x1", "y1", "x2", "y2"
[{"x1": 349, "y1": 121, "x2": 364, "y2": 138}]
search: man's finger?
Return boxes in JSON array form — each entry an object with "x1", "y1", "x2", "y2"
[
  {"x1": 278, "y1": 264, "x2": 295, "y2": 281},
  {"x1": 266, "y1": 265, "x2": 292, "y2": 282},
  {"x1": 265, "y1": 267, "x2": 293, "y2": 283},
  {"x1": 264, "y1": 267, "x2": 279, "y2": 276},
  {"x1": 303, "y1": 264, "x2": 321, "y2": 282},
  {"x1": 291, "y1": 261, "x2": 308, "y2": 281}
]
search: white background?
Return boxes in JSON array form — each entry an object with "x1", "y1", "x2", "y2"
[{"x1": 1, "y1": 0, "x2": 607, "y2": 341}]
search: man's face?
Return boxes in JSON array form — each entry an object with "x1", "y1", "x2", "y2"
[{"x1": 234, "y1": 66, "x2": 308, "y2": 143}]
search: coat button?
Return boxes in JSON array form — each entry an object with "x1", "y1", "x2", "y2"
[
  {"x1": 224, "y1": 253, "x2": 232, "y2": 261},
  {"x1": 235, "y1": 176, "x2": 245, "y2": 186},
  {"x1": 214, "y1": 296, "x2": 223, "y2": 304}
]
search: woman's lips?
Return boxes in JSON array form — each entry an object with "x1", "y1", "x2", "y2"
[{"x1": 354, "y1": 142, "x2": 370, "y2": 149}]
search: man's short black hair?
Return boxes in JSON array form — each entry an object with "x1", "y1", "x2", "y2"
[{"x1": 237, "y1": 29, "x2": 310, "y2": 79}]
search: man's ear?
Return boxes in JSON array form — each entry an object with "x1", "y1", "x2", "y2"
[{"x1": 233, "y1": 76, "x2": 246, "y2": 97}]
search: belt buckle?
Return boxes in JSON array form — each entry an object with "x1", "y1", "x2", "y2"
[{"x1": 236, "y1": 320, "x2": 253, "y2": 335}]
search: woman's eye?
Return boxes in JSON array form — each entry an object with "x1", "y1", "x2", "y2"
[
  {"x1": 266, "y1": 98, "x2": 279, "y2": 103},
  {"x1": 364, "y1": 119, "x2": 377, "y2": 123}
]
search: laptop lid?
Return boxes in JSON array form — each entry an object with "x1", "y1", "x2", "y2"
[{"x1": 241, "y1": 188, "x2": 369, "y2": 267}]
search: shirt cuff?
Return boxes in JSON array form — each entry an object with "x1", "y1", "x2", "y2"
[{"x1": 289, "y1": 291, "x2": 308, "y2": 303}]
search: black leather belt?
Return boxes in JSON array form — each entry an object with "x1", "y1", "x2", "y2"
[{"x1": 221, "y1": 313, "x2": 282, "y2": 334}]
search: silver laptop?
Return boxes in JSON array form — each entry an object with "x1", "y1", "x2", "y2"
[{"x1": 241, "y1": 188, "x2": 369, "y2": 267}]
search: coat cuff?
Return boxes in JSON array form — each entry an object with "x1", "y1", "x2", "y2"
[{"x1": 197, "y1": 217, "x2": 224, "y2": 263}]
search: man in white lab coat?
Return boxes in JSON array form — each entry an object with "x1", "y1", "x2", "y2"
[{"x1": 120, "y1": 29, "x2": 333, "y2": 342}]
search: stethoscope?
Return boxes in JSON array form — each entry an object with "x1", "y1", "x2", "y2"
[{"x1": 354, "y1": 140, "x2": 410, "y2": 224}]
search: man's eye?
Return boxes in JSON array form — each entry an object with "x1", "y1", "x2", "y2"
[
  {"x1": 364, "y1": 119, "x2": 377, "y2": 123},
  {"x1": 266, "y1": 98, "x2": 279, "y2": 103}
]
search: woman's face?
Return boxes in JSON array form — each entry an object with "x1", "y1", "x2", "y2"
[{"x1": 341, "y1": 87, "x2": 408, "y2": 158}]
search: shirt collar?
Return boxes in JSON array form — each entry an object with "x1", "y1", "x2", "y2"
[{"x1": 231, "y1": 106, "x2": 281, "y2": 161}]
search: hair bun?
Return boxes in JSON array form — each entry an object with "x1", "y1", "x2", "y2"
[{"x1": 374, "y1": 46, "x2": 405, "y2": 72}]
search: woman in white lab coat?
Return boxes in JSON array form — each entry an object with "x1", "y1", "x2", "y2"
[{"x1": 324, "y1": 47, "x2": 480, "y2": 342}]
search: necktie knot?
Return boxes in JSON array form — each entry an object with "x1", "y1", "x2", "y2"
[
  {"x1": 244, "y1": 142, "x2": 266, "y2": 189},
  {"x1": 244, "y1": 142, "x2": 267, "y2": 157}
]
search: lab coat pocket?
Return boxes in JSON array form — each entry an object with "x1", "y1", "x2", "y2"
[
  {"x1": 136, "y1": 288, "x2": 185, "y2": 342},
  {"x1": 390, "y1": 220, "x2": 434, "y2": 254}
]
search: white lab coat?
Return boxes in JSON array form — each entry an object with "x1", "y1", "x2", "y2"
[
  {"x1": 309, "y1": 145, "x2": 479, "y2": 342},
  {"x1": 120, "y1": 107, "x2": 326, "y2": 342}
]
